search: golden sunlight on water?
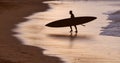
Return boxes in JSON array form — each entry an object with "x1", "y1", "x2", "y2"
[{"x1": 14, "y1": 1, "x2": 120, "y2": 63}]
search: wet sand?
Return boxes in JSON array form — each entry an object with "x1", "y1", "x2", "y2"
[
  {"x1": 14, "y1": 1, "x2": 120, "y2": 63},
  {"x1": 0, "y1": 0, "x2": 63, "y2": 63}
]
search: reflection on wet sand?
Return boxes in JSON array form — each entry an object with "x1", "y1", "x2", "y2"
[
  {"x1": 48, "y1": 32, "x2": 92, "y2": 48},
  {"x1": 69, "y1": 32, "x2": 77, "y2": 48}
]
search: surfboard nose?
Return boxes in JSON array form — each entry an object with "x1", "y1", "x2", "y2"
[{"x1": 93, "y1": 17, "x2": 97, "y2": 19}]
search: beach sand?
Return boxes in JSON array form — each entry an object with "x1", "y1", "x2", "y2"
[
  {"x1": 13, "y1": 1, "x2": 120, "y2": 63},
  {"x1": 1, "y1": 0, "x2": 120, "y2": 63},
  {"x1": 0, "y1": 0, "x2": 63, "y2": 63}
]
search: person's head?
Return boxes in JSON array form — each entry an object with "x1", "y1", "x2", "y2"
[{"x1": 69, "y1": 10, "x2": 73, "y2": 14}]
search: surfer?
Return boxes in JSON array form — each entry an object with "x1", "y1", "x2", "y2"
[{"x1": 69, "y1": 10, "x2": 78, "y2": 33}]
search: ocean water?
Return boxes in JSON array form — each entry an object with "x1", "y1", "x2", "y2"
[{"x1": 14, "y1": 1, "x2": 120, "y2": 63}]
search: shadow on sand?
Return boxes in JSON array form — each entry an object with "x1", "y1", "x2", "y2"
[{"x1": 48, "y1": 32, "x2": 92, "y2": 48}]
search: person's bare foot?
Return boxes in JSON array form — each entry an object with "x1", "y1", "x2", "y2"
[{"x1": 75, "y1": 31, "x2": 78, "y2": 33}]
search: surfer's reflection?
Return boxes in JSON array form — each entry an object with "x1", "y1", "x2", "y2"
[
  {"x1": 69, "y1": 32, "x2": 77, "y2": 48},
  {"x1": 69, "y1": 10, "x2": 78, "y2": 33}
]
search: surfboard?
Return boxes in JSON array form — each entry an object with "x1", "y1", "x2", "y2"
[{"x1": 45, "y1": 16, "x2": 97, "y2": 27}]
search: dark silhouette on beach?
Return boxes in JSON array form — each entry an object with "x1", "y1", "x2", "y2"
[
  {"x1": 69, "y1": 10, "x2": 78, "y2": 33},
  {"x1": 46, "y1": 11, "x2": 96, "y2": 33}
]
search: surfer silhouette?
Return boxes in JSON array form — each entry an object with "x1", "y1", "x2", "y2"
[
  {"x1": 46, "y1": 11, "x2": 97, "y2": 32},
  {"x1": 69, "y1": 10, "x2": 78, "y2": 33}
]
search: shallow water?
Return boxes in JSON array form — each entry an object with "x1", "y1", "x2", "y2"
[{"x1": 14, "y1": 1, "x2": 120, "y2": 63}]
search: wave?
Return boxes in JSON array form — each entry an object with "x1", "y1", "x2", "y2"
[{"x1": 100, "y1": 10, "x2": 120, "y2": 37}]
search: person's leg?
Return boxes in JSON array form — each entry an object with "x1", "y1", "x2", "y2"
[
  {"x1": 74, "y1": 25, "x2": 78, "y2": 33},
  {"x1": 70, "y1": 26, "x2": 73, "y2": 32}
]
